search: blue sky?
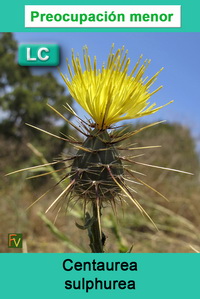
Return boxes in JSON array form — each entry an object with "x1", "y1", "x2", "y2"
[{"x1": 14, "y1": 32, "x2": 200, "y2": 149}]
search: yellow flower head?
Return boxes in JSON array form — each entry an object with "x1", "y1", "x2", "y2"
[{"x1": 61, "y1": 45, "x2": 172, "y2": 130}]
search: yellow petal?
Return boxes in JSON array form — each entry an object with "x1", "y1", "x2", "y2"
[{"x1": 61, "y1": 45, "x2": 172, "y2": 129}]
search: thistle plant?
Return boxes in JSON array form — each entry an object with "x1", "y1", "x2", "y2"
[{"x1": 7, "y1": 45, "x2": 192, "y2": 253}]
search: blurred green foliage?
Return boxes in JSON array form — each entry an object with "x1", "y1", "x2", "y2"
[{"x1": 0, "y1": 33, "x2": 73, "y2": 170}]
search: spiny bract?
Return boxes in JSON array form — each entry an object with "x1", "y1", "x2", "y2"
[{"x1": 71, "y1": 129, "x2": 123, "y2": 201}]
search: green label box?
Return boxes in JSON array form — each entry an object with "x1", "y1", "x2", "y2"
[
  {"x1": 18, "y1": 44, "x2": 60, "y2": 66},
  {"x1": 8, "y1": 233, "x2": 23, "y2": 248}
]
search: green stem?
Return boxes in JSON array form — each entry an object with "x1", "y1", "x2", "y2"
[{"x1": 87, "y1": 200, "x2": 105, "y2": 253}]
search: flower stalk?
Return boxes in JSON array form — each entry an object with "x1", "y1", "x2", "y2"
[{"x1": 87, "y1": 200, "x2": 105, "y2": 253}]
